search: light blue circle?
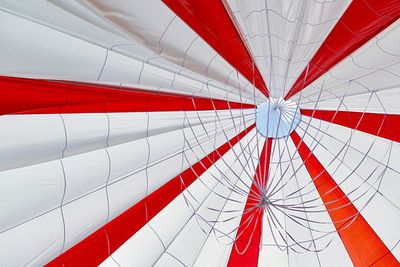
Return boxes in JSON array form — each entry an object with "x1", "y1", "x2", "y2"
[{"x1": 256, "y1": 98, "x2": 301, "y2": 138}]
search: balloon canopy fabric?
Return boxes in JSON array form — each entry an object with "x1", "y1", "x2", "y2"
[{"x1": 0, "y1": 0, "x2": 399, "y2": 266}]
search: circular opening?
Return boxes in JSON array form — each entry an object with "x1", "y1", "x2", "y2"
[{"x1": 256, "y1": 97, "x2": 301, "y2": 138}]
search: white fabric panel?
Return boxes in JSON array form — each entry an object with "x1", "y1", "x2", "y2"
[
  {"x1": 62, "y1": 189, "x2": 109, "y2": 252},
  {"x1": 227, "y1": 0, "x2": 351, "y2": 97},
  {"x1": 154, "y1": 254, "x2": 185, "y2": 266},
  {"x1": 108, "y1": 112, "x2": 148, "y2": 146},
  {"x1": 379, "y1": 167, "x2": 400, "y2": 210},
  {"x1": 159, "y1": 216, "x2": 213, "y2": 266},
  {"x1": 0, "y1": 114, "x2": 65, "y2": 171},
  {"x1": 99, "y1": 50, "x2": 142, "y2": 84},
  {"x1": 107, "y1": 140, "x2": 149, "y2": 185},
  {"x1": 300, "y1": 88, "x2": 400, "y2": 114},
  {"x1": 139, "y1": 63, "x2": 174, "y2": 89},
  {"x1": 0, "y1": 1, "x2": 181, "y2": 76},
  {"x1": 0, "y1": 0, "x2": 134, "y2": 49},
  {"x1": 258, "y1": 238, "x2": 289, "y2": 267},
  {"x1": 148, "y1": 112, "x2": 185, "y2": 138},
  {"x1": 149, "y1": 195, "x2": 195, "y2": 249},
  {"x1": 0, "y1": 10, "x2": 105, "y2": 80},
  {"x1": 62, "y1": 149, "x2": 109, "y2": 203},
  {"x1": 0, "y1": 4, "x2": 259, "y2": 103},
  {"x1": 0, "y1": 210, "x2": 64, "y2": 267},
  {"x1": 100, "y1": 258, "x2": 120, "y2": 267},
  {"x1": 104, "y1": 224, "x2": 166, "y2": 267},
  {"x1": 314, "y1": 233, "x2": 353, "y2": 267},
  {"x1": 62, "y1": 113, "x2": 108, "y2": 157},
  {"x1": 0, "y1": 161, "x2": 64, "y2": 232},
  {"x1": 298, "y1": 118, "x2": 400, "y2": 261},
  {"x1": 107, "y1": 169, "x2": 147, "y2": 221},
  {"x1": 147, "y1": 154, "x2": 186, "y2": 194},
  {"x1": 296, "y1": 20, "x2": 400, "y2": 106},
  {"x1": 148, "y1": 130, "x2": 184, "y2": 163}
]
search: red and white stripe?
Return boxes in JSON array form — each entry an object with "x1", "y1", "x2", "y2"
[{"x1": 0, "y1": 0, "x2": 399, "y2": 266}]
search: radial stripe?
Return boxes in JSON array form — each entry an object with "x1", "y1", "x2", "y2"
[
  {"x1": 284, "y1": 0, "x2": 400, "y2": 100},
  {"x1": 45, "y1": 124, "x2": 256, "y2": 266},
  {"x1": 301, "y1": 109, "x2": 400, "y2": 143},
  {"x1": 291, "y1": 131, "x2": 399, "y2": 267},
  {"x1": 162, "y1": 0, "x2": 269, "y2": 97},
  {"x1": 0, "y1": 76, "x2": 255, "y2": 115},
  {"x1": 228, "y1": 138, "x2": 272, "y2": 267}
]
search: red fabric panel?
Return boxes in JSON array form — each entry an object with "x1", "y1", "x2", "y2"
[
  {"x1": 285, "y1": 0, "x2": 400, "y2": 100},
  {"x1": 291, "y1": 131, "x2": 399, "y2": 267},
  {"x1": 46, "y1": 124, "x2": 255, "y2": 267},
  {"x1": 228, "y1": 138, "x2": 272, "y2": 267},
  {"x1": 162, "y1": 0, "x2": 269, "y2": 97},
  {"x1": 0, "y1": 76, "x2": 255, "y2": 115},
  {"x1": 301, "y1": 109, "x2": 400, "y2": 142}
]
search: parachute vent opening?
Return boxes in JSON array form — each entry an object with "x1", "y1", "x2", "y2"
[{"x1": 256, "y1": 98, "x2": 301, "y2": 138}]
